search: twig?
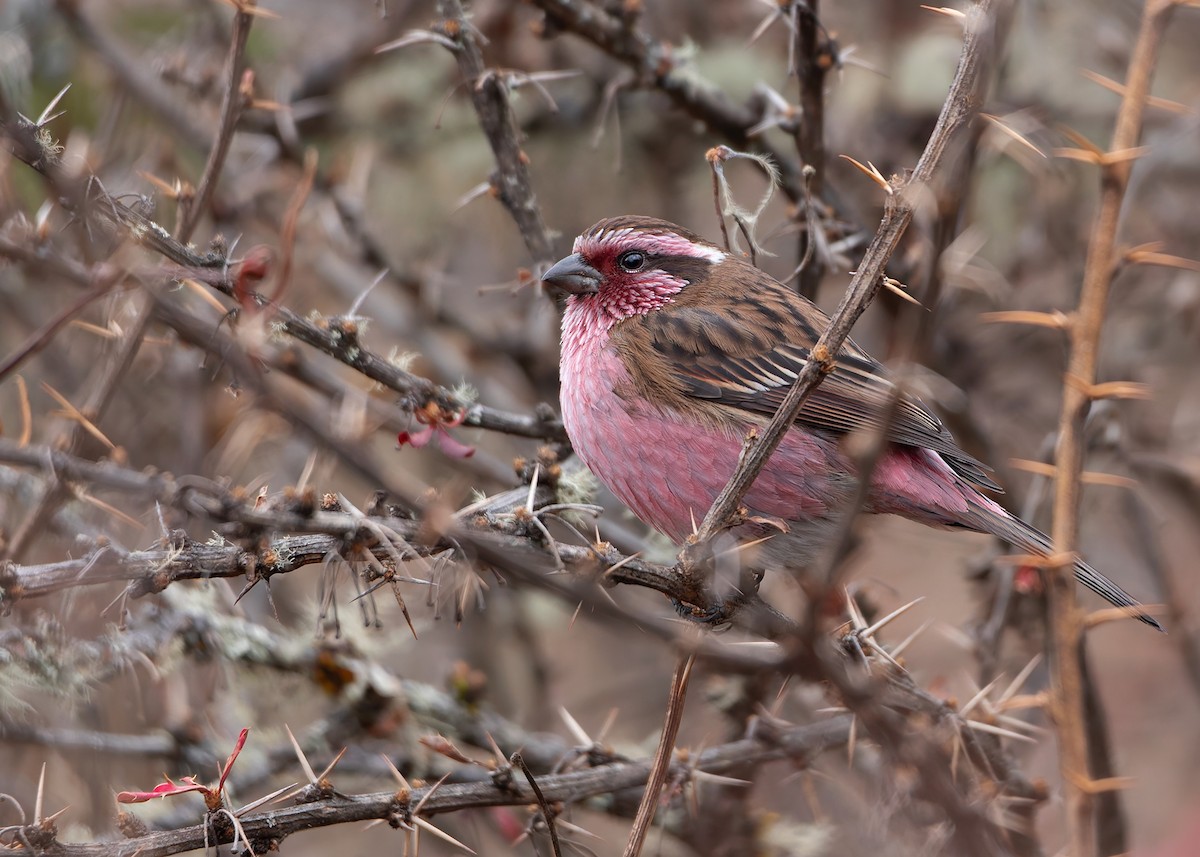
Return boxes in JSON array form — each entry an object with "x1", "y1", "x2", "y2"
[
  {"x1": 1045, "y1": 2, "x2": 1177, "y2": 854},
  {"x1": 0, "y1": 234, "x2": 565, "y2": 443},
  {"x1": 511, "y1": 753, "x2": 563, "y2": 857},
  {"x1": 0, "y1": 2, "x2": 259, "y2": 561},
  {"x1": 531, "y1": 0, "x2": 810, "y2": 207},
  {"x1": 622, "y1": 649, "x2": 695, "y2": 857},
  {"x1": 791, "y1": 0, "x2": 833, "y2": 298},
  {"x1": 0, "y1": 276, "x2": 119, "y2": 383},
  {"x1": 177, "y1": 1, "x2": 257, "y2": 241},
  {"x1": 7, "y1": 717, "x2": 849, "y2": 857},
  {"x1": 437, "y1": 0, "x2": 556, "y2": 266}
]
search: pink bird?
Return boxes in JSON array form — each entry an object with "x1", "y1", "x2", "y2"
[{"x1": 544, "y1": 215, "x2": 1160, "y2": 631}]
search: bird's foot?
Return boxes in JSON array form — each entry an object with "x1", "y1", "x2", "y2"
[{"x1": 670, "y1": 570, "x2": 765, "y2": 626}]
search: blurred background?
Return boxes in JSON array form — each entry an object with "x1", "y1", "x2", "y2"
[{"x1": 1, "y1": 0, "x2": 1199, "y2": 854}]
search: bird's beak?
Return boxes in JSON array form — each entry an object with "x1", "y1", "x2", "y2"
[{"x1": 542, "y1": 253, "x2": 601, "y2": 295}]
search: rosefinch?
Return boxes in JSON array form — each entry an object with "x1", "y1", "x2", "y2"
[{"x1": 544, "y1": 215, "x2": 1160, "y2": 630}]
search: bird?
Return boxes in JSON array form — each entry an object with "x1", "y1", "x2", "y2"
[{"x1": 543, "y1": 214, "x2": 1161, "y2": 631}]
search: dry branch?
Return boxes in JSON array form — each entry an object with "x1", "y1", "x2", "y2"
[
  {"x1": 2, "y1": 718, "x2": 851, "y2": 857},
  {"x1": 1046, "y1": 1, "x2": 1179, "y2": 854},
  {"x1": 437, "y1": 0, "x2": 557, "y2": 267}
]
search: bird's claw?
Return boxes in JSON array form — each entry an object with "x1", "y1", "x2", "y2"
[{"x1": 670, "y1": 597, "x2": 733, "y2": 627}]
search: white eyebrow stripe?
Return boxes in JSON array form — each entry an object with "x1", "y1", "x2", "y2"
[{"x1": 576, "y1": 227, "x2": 727, "y2": 263}]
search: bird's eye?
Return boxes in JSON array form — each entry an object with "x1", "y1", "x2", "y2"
[{"x1": 617, "y1": 251, "x2": 646, "y2": 272}]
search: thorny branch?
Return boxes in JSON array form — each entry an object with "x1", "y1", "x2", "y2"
[
  {"x1": 436, "y1": 0, "x2": 557, "y2": 268},
  {"x1": 0, "y1": 718, "x2": 851, "y2": 857},
  {"x1": 1046, "y1": 1, "x2": 1181, "y2": 855},
  {"x1": 791, "y1": 0, "x2": 834, "y2": 299},
  {"x1": 531, "y1": 0, "x2": 808, "y2": 205}
]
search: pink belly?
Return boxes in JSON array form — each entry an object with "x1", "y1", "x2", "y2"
[{"x1": 561, "y1": 347, "x2": 854, "y2": 547}]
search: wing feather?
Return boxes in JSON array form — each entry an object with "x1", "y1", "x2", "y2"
[{"x1": 618, "y1": 260, "x2": 1001, "y2": 492}]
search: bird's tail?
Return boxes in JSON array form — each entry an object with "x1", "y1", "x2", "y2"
[{"x1": 961, "y1": 501, "x2": 1163, "y2": 632}]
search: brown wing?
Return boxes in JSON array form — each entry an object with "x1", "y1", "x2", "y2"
[{"x1": 614, "y1": 258, "x2": 1001, "y2": 492}]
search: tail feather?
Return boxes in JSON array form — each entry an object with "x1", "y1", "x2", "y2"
[{"x1": 965, "y1": 503, "x2": 1164, "y2": 632}]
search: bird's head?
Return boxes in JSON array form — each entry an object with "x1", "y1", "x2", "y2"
[{"x1": 543, "y1": 216, "x2": 727, "y2": 322}]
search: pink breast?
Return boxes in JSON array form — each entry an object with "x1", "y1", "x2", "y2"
[{"x1": 560, "y1": 314, "x2": 852, "y2": 545}]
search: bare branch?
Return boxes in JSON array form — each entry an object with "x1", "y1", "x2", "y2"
[{"x1": 1046, "y1": 1, "x2": 1178, "y2": 853}]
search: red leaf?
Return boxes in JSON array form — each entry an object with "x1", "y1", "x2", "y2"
[
  {"x1": 117, "y1": 775, "x2": 209, "y2": 804},
  {"x1": 398, "y1": 425, "x2": 433, "y2": 449},
  {"x1": 233, "y1": 246, "x2": 274, "y2": 311},
  {"x1": 217, "y1": 728, "x2": 250, "y2": 792},
  {"x1": 434, "y1": 427, "x2": 476, "y2": 459}
]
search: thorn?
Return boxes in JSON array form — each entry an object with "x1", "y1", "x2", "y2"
[
  {"x1": 997, "y1": 654, "x2": 1042, "y2": 704},
  {"x1": 15, "y1": 375, "x2": 31, "y2": 446},
  {"x1": 36, "y1": 83, "x2": 72, "y2": 126},
  {"x1": 997, "y1": 692, "x2": 1049, "y2": 713},
  {"x1": 950, "y1": 723, "x2": 963, "y2": 781},
  {"x1": 979, "y1": 310, "x2": 1071, "y2": 329},
  {"x1": 1099, "y1": 146, "x2": 1151, "y2": 166},
  {"x1": 690, "y1": 769, "x2": 752, "y2": 787},
  {"x1": 861, "y1": 638, "x2": 907, "y2": 672},
  {"x1": 920, "y1": 5, "x2": 967, "y2": 20},
  {"x1": 525, "y1": 462, "x2": 540, "y2": 513},
  {"x1": 599, "y1": 550, "x2": 643, "y2": 580},
  {"x1": 40, "y1": 805, "x2": 70, "y2": 825},
  {"x1": 453, "y1": 181, "x2": 492, "y2": 213},
  {"x1": 483, "y1": 732, "x2": 507, "y2": 768},
  {"x1": 860, "y1": 596, "x2": 925, "y2": 639},
  {"x1": 138, "y1": 171, "x2": 189, "y2": 200},
  {"x1": 1055, "y1": 145, "x2": 1149, "y2": 167},
  {"x1": 34, "y1": 762, "x2": 47, "y2": 822},
  {"x1": 41, "y1": 382, "x2": 116, "y2": 449},
  {"x1": 844, "y1": 587, "x2": 868, "y2": 630},
  {"x1": 73, "y1": 489, "x2": 142, "y2": 528},
  {"x1": 215, "y1": 0, "x2": 281, "y2": 18},
  {"x1": 1124, "y1": 243, "x2": 1200, "y2": 273},
  {"x1": 347, "y1": 269, "x2": 389, "y2": 317},
  {"x1": 839, "y1": 154, "x2": 892, "y2": 194},
  {"x1": 959, "y1": 674, "x2": 1005, "y2": 717},
  {"x1": 1065, "y1": 770, "x2": 1136, "y2": 794},
  {"x1": 994, "y1": 713, "x2": 1046, "y2": 736},
  {"x1": 963, "y1": 719, "x2": 1038, "y2": 744},
  {"x1": 980, "y1": 113, "x2": 1047, "y2": 158},
  {"x1": 412, "y1": 817, "x2": 476, "y2": 854},
  {"x1": 181, "y1": 277, "x2": 235, "y2": 316},
  {"x1": 889, "y1": 620, "x2": 932, "y2": 658},
  {"x1": 713, "y1": 534, "x2": 777, "y2": 559},
  {"x1": 411, "y1": 772, "x2": 451, "y2": 817},
  {"x1": 1065, "y1": 377, "x2": 1150, "y2": 400},
  {"x1": 376, "y1": 30, "x2": 461, "y2": 53},
  {"x1": 1057, "y1": 125, "x2": 1104, "y2": 156},
  {"x1": 596, "y1": 707, "x2": 619, "y2": 744},
  {"x1": 1008, "y1": 458, "x2": 1137, "y2": 488},
  {"x1": 284, "y1": 724, "x2": 318, "y2": 784},
  {"x1": 236, "y1": 782, "x2": 300, "y2": 815},
  {"x1": 381, "y1": 754, "x2": 411, "y2": 790},
  {"x1": 559, "y1": 707, "x2": 593, "y2": 746},
  {"x1": 1081, "y1": 69, "x2": 1195, "y2": 115},
  {"x1": 316, "y1": 746, "x2": 348, "y2": 781},
  {"x1": 883, "y1": 276, "x2": 923, "y2": 307}
]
